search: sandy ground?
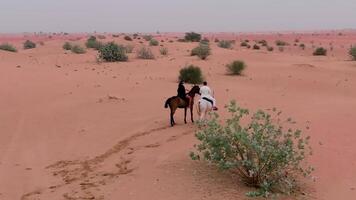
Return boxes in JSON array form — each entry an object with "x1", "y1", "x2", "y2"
[{"x1": 1, "y1": 31, "x2": 356, "y2": 200}]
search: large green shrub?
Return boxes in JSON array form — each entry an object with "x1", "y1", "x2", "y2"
[
  {"x1": 149, "y1": 39, "x2": 159, "y2": 46},
  {"x1": 313, "y1": 47, "x2": 327, "y2": 56},
  {"x1": 218, "y1": 40, "x2": 234, "y2": 49},
  {"x1": 226, "y1": 60, "x2": 246, "y2": 75},
  {"x1": 98, "y1": 42, "x2": 128, "y2": 62},
  {"x1": 191, "y1": 101, "x2": 313, "y2": 197},
  {"x1": 348, "y1": 46, "x2": 356, "y2": 61},
  {"x1": 71, "y1": 45, "x2": 86, "y2": 54},
  {"x1": 191, "y1": 43, "x2": 211, "y2": 60},
  {"x1": 136, "y1": 46, "x2": 155, "y2": 59},
  {"x1": 0, "y1": 43, "x2": 17, "y2": 52},
  {"x1": 63, "y1": 42, "x2": 72, "y2": 50},
  {"x1": 184, "y1": 32, "x2": 201, "y2": 42},
  {"x1": 178, "y1": 65, "x2": 203, "y2": 84},
  {"x1": 23, "y1": 40, "x2": 36, "y2": 49},
  {"x1": 85, "y1": 36, "x2": 103, "y2": 50}
]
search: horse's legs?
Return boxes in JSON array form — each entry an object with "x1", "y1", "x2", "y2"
[
  {"x1": 170, "y1": 107, "x2": 177, "y2": 126},
  {"x1": 190, "y1": 103, "x2": 194, "y2": 123},
  {"x1": 184, "y1": 107, "x2": 187, "y2": 124}
]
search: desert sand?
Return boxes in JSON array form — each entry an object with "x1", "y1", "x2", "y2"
[{"x1": 0, "y1": 31, "x2": 356, "y2": 200}]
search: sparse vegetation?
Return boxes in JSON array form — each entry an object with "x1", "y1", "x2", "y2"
[
  {"x1": 191, "y1": 100, "x2": 313, "y2": 197},
  {"x1": 23, "y1": 40, "x2": 36, "y2": 49},
  {"x1": 98, "y1": 42, "x2": 128, "y2": 62},
  {"x1": 191, "y1": 43, "x2": 211, "y2": 60},
  {"x1": 71, "y1": 45, "x2": 86, "y2": 54},
  {"x1": 0, "y1": 43, "x2": 17, "y2": 52},
  {"x1": 97, "y1": 35, "x2": 106, "y2": 39},
  {"x1": 124, "y1": 35, "x2": 133, "y2": 41},
  {"x1": 143, "y1": 35, "x2": 153, "y2": 41},
  {"x1": 159, "y1": 47, "x2": 168, "y2": 55},
  {"x1": 299, "y1": 43, "x2": 306, "y2": 50},
  {"x1": 278, "y1": 46, "x2": 284, "y2": 52},
  {"x1": 218, "y1": 40, "x2": 234, "y2": 49},
  {"x1": 267, "y1": 46, "x2": 274, "y2": 51},
  {"x1": 313, "y1": 47, "x2": 327, "y2": 56},
  {"x1": 349, "y1": 46, "x2": 356, "y2": 61},
  {"x1": 226, "y1": 60, "x2": 246, "y2": 75},
  {"x1": 86, "y1": 36, "x2": 103, "y2": 50},
  {"x1": 178, "y1": 65, "x2": 203, "y2": 84},
  {"x1": 253, "y1": 44, "x2": 260, "y2": 50},
  {"x1": 275, "y1": 40, "x2": 289, "y2": 46},
  {"x1": 184, "y1": 32, "x2": 201, "y2": 42},
  {"x1": 240, "y1": 41, "x2": 248, "y2": 47},
  {"x1": 63, "y1": 42, "x2": 72, "y2": 50},
  {"x1": 201, "y1": 38, "x2": 210, "y2": 44},
  {"x1": 149, "y1": 39, "x2": 159, "y2": 46},
  {"x1": 258, "y1": 40, "x2": 268, "y2": 46},
  {"x1": 136, "y1": 46, "x2": 155, "y2": 59}
]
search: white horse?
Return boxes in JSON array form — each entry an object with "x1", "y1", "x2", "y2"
[{"x1": 197, "y1": 97, "x2": 213, "y2": 121}]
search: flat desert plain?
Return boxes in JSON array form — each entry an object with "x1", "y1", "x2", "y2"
[{"x1": 0, "y1": 31, "x2": 356, "y2": 200}]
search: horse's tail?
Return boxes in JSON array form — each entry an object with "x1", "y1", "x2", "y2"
[{"x1": 164, "y1": 97, "x2": 171, "y2": 108}]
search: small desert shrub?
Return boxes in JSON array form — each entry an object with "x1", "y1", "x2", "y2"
[
  {"x1": 23, "y1": 40, "x2": 36, "y2": 49},
  {"x1": 124, "y1": 44, "x2": 134, "y2": 53},
  {"x1": 191, "y1": 101, "x2": 313, "y2": 197},
  {"x1": 201, "y1": 38, "x2": 210, "y2": 44},
  {"x1": 39, "y1": 41, "x2": 45, "y2": 46},
  {"x1": 149, "y1": 39, "x2": 159, "y2": 46},
  {"x1": 275, "y1": 40, "x2": 289, "y2": 46},
  {"x1": 240, "y1": 41, "x2": 248, "y2": 47},
  {"x1": 0, "y1": 43, "x2": 17, "y2": 52},
  {"x1": 278, "y1": 46, "x2": 284, "y2": 52},
  {"x1": 136, "y1": 46, "x2": 155, "y2": 59},
  {"x1": 133, "y1": 33, "x2": 139, "y2": 39},
  {"x1": 143, "y1": 35, "x2": 153, "y2": 41},
  {"x1": 348, "y1": 46, "x2": 356, "y2": 61},
  {"x1": 86, "y1": 36, "x2": 103, "y2": 50},
  {"x1": 214, "y1": 38, "x2": 220, "y2": 43},
  {"x1": 253, "y1": 44, "x2": 260, "y2": 50},
  {"x1": 124, "y1": 35, "x2": 133, "y2": 41},
  {"x1": 295, "y1": 38, "x2": 300, "y2": 43},
  {"x1": 191, "y1": 43, "x2": 211, "y2": 60},
  {"x1": 98, "y1": 42, "x2": 128, "y2": 62},
  {"x1": 267, "y1": 46, "x2": 274, "y2": 51},
  {"x1": 177, "y1": 38, "x2": 187, "y2": 42},
  {"x1": 184, "y1": 32, "x2": 201, "y2": 42},
  {"x1": 226, "y1": 60, "x2": 246, "y2": 75},
  {"x1": 97, "y1": 35, "x2": 106, "y2": 39},
  {"x1": 63, "y1": 42, "x2": 72, "y2": 50},
  {"x1": 218, "y1": 40, "x2": 234, "y2": 49},
  {"x1": 178, "y1": 65, "x2": 203, "y2": 84},
  {"x1": 258, "y1": 40, "x2": 268, "y2": 46},
  {"x1": 313, "y1": 47, "x2": 327, "y2": 56},
  {"x1": 112, "y1": 34, "x2": 120, "y2": 38},
  {"x1": 299, "y1": 43, "x2": 306, "y2": 50},
  {"x1": 71, "y1": 45, "x2": 86, "y2": 54},
  {"x1": 159, "y1": 47, "x2": 168, "y2": 55}
]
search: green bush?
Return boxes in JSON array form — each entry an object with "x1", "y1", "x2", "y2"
[
  {"x1": 125, "y1": 44, "x2": 134, "y2": 53},
  {"x1": 275, "y1": 40, "x2": 289, "y2": 46},
  {"x1": 23, "y1": 40, "x2": 36, "y2": 49},
  {"x1": 159, "y1": 47, "x2": 168, "y2": 55},
  {"x1": 348, "y1": 46, "x2": 356, "y2": 61},
  {"x1": 191, "y1": 43, "x2": 211, "y2": 60},
  {"x1": 226, "y1": 60, "x2": 246, "y2": 75},
  {"x1": 240, "y1": 41, "x2": 248, "y2": 47},
  {"x1": 267, "y1": 46, "x2": 274, "y2": 51},
  {"x1": 191, "y1": 101, "x2": 313, "y2": 197},
  {"x1": 86, "y1": 36, "x2": 103, "y2": 50},
  {"x1": 136, "y1": 46, "x2": 155, "y2": 59},
  {"x1": 98, "y1": 42, "x2": 128, "y2": 62},
  {"x1": 124, "y1": 35, "x2": 133, "y2": 41},
  {"x1": 143, "y1": 35, "x2": 153, "y2": 41},
  {"x1": 63, "y1": 42, "x2": 72, "y2": 50},
  {"x1": 71, "y1": 45, "x2": 86, "y2": 54},
  {"x1": 184, "y1": 32, "x2": 201, "y2": 42},
  {"x1": 253, "y1": 44, "x2": 260, "y2": 50},
  {"x1": 218, "y1": 40, "x2": 234, "y2": 49},
  {"x1": 178, "y1": 65, "x2": 203, "y2": 84},
  {"x1": 0, "y1": 43, "x2": 17, "y2": 52},
  {"x1": 149, "y1": 39, "x2": 159, "y2": 46},
  {"x1": 313, "y1": 47, "x2": 327, "y2": 56}
]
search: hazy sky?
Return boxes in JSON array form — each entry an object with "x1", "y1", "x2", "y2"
[{"x1": 1, "y1": 0, "x2": 355, "y2": 33}]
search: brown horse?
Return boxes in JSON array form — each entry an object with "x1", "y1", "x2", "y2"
[{"x1": 164, "y1": 85, "x2": 200, "y2": 126}]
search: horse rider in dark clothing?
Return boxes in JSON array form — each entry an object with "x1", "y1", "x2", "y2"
[{"x1": 177, "y1": 81, "x2": 191, "y2": 106}]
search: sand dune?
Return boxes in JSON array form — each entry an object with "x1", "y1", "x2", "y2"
[{"x1": 1, "y1": 32, "x2": 356, "y2": 199}]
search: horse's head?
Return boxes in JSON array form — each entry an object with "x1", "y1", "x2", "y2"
[{"x1": 189, "y1": 85, "x2": 200, "y2": 96}]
